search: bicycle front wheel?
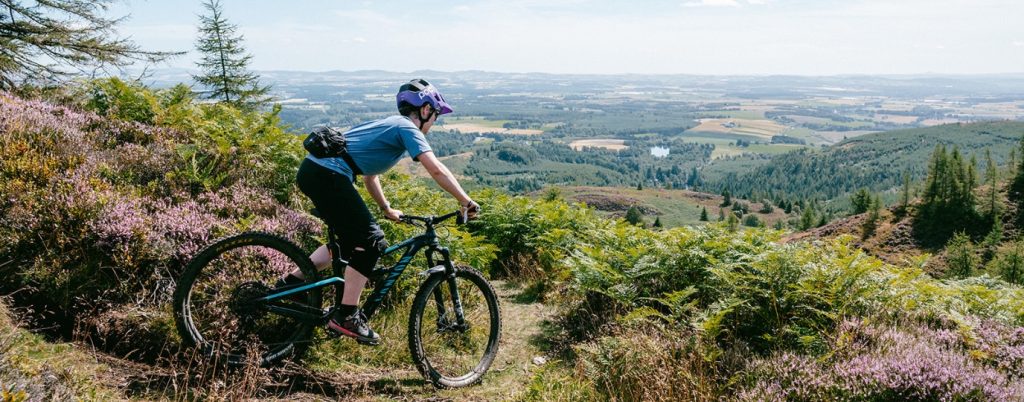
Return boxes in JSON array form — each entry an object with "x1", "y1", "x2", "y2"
[
  {"x1": 173, "y1": 232, "x2": 322, "y2": 367},
  {"x1": 408, "y1": 265, "x2": 501, "y2": 388}
]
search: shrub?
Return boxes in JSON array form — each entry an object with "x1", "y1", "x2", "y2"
[
  {"x1": 735, "y1": 319, "x2": 1024, "y2": 401},
  {"x1": 946, "y1": 232, "x2": 980, "y2": 278},
  {"x1": 576, "y1": 330, "x2": 717, "y2": 401},
  {"x1": 987, "y1": 240, "x2": 1024, "y2": 285}
]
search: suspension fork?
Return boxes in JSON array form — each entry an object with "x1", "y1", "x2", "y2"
[{"x1": 427, "y1": 247, "x2": 467, "y2": 329}]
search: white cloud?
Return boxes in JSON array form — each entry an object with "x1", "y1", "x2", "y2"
[
  {"x1": 683, "y1": 0, "x2": 739, "y2": 7},
  {"x1": 1015, "y1": 40, "x2": 1024, "y2": 47}
]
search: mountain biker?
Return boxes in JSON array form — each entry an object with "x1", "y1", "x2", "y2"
[{"x1": 280, "y1": 79, "x2": 480, "y2": 345}]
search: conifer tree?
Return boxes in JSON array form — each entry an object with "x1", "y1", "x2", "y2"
[
  {"x1": 915, "y1": 145, "x2": 980, "y2": 244},
  {"x1": 194, "y1": 0, "x2": 269, "y2": 108},
  {"x1": 983, "y1": 149, "x2": 1002, "y2": 221},
  {"x1": 862, "y1": 195, "x2": 881, "y2": 240},
  {"x1": 982, "y1": 214, "x2": 1003, "y2": 261},
  {"x1": 699, "y1": 207, "x2": 709, "y2": 222},
  {"x1": 945, "y1": 232, "x2": 978, "y2": 278},
  {"x1": 994, "y1": 240, "x2": 1024, "y2": 285},
  {"x1": 851, "y1": 188, "x2": 872, "y2": 214},
  {"x1": 625, "y1": 205, "x2": 644, "y2": 226},
  {"x1": 653, "y1": 216, "x2": 663, "y2": 228},
  {"x1": 1009, "y1": 135, "x2": 1024, "y2": 225},
  {"x1": 799, "y1": 205, "x2": 816, "y2": 230},
  {"x1": 0, "y1": 0, "x2": 178, "y2": 89},
  {"x1": 1007, "y1": 148, "x2": 1017, "y2": 180},
  {"x1": 721, "y1": 190, "x2": 732, "y2": 207},
  {"x1": 897, "y1": 169, "x2": 912, "y2": 216},
  {"x1": 726, "y1": 211, "x2": 740, "y2": 232}
]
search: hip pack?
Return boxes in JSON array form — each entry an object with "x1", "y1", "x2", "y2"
[{"x1": 303, "y1": 126, "x2": 363, "y2": 175}]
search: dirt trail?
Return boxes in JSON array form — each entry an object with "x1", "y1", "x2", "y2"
[{"x1": 91, "y1": 280, "x2": 556, "y2": 401}]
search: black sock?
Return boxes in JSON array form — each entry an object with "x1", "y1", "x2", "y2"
[{"x1": 337, "y1": 304, "x2": 357, "y2": 319}]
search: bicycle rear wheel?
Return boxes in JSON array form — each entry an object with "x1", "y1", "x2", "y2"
[
  {"x1": 173, "y1": 232, "x2": 322, "y2": 367},
  {"x1": 408, "y1": 265, "x2": 501, "y2": 388}
]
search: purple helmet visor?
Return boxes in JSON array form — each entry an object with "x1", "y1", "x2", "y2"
[{"x1": 396, "y1": 85, "x2": 453, "y2": 115}]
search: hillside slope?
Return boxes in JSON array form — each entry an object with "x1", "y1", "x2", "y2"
[{"x1": 703, "y1": 121, "x2": 1024, "y2": 202}]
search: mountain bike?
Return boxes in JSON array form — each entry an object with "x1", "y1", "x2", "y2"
[{"x1": 172, "y1": 209, "x2": 501, "y2": 388}]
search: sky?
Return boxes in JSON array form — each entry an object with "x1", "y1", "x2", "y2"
[{"x1": 111, "y1": 0, "x2": 1024, "y2": 76}]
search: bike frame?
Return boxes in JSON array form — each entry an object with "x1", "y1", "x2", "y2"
[{"x1": 254, "y1": 213, "x2": 462, "y2": 326}]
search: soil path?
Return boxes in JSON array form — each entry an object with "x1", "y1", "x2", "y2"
[{"x1": 93, "y1": 280, "x2": 555, "y2": 401}]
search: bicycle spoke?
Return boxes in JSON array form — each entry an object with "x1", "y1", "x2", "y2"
[
  {"x1": 178, "y1": 237, "x2": 320, "y2": 366},
  {"x1": 415, "y1": 271, "x2": 496, "y2": 382}
]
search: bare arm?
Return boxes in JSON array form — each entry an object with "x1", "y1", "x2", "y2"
[
  {"x1": 363, "y1": 175, "x2": 402, "y2": 221},
  {"x1": 416, "y1": 151, "x2": 472, "y2": 205}
]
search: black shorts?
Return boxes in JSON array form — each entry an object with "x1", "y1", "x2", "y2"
[{"x1": 296, "y1": 158, "x2": 386, "y2": 276}]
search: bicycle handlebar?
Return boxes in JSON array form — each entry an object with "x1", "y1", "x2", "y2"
[{"x1": 399, "y1": 210, "x2": 464, "y2": 226}]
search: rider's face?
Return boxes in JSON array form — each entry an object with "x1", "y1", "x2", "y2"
[{"x1": 419, "y1": 105, "x2": 438, "y2": 134}]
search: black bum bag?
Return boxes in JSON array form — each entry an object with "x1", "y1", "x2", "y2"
[{"x1": 303, "y1": 126, "x2": 363, "y2": 175}]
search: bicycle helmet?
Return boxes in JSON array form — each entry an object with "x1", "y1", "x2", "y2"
[{"x1": 396, "y1": 79, "x2": 453, "y2": 115}]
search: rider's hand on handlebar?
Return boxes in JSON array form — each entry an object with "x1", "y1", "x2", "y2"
[
  {"x1": 461, "y1": 200, "x2": 481, "y2": 222},
  {"x1": 384, "y1": 207, "x2": 404, "y2": 222}
]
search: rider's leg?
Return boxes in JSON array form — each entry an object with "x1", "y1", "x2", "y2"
[
  {"x1": 277, "y1": 244, "x2": 329, "y2": 283},
  {"x1": 342, "y1": 257, "x2": 368, "y2": 306}
]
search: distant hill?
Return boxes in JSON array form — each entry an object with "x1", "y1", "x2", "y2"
[{"x1": 702, "y1": 121, "x2": 1024, "y2": 204}]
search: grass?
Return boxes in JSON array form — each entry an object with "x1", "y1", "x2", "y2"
[
  {"x1": 0, "y1": 301, "x2": 119, "y2": 401},
  {"x1": 687, "y1": 118, "x2": 789, "y2": 139},
  {"x1": 678, "y1": 135, "x2": 809, "y2": 159},
  {"x1": 441, "y1": 116, "x2": 511, "y2": 129},
  {"x1": 552, "y1": 186, "x2": 792, "y2": 228}
]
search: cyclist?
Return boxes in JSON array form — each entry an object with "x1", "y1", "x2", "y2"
[{"x1": 280, "y1": 79, "x2": 480, "y2": 345}]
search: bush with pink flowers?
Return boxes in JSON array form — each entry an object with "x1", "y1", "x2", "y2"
[{"x1": 0, "y1": 87, "x2": 494, "y2": 357}]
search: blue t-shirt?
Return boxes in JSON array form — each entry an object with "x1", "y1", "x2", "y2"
[{"x1": 307, "y1": 116, "x2": 432, "y2": 181}]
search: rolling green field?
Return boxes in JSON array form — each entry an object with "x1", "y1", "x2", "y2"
[{"x1": 550, "y1": 185, "x2": 791, "y2": 228}]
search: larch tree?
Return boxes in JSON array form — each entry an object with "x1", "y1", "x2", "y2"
[
  {"x1": 0, "y1": 0, "x2": 178, "y2": 89},
  {"x1": 193, "y1": 0, "x2": 269, "y2": 108}
]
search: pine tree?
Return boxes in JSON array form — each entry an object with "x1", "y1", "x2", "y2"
[
  {"x1": 1010, "y1": 134, "x2": 1024, "y2": 226},
  {"x1": 862, "y1": 195, "x2": 881, "y2": 240},
  {"x1": 636, "y1": 181, "x2": 643, "y2": 191},
  {"x1": 915, "y1": 144, "x2": 980, "y2": 244},
  {"x1": 799, "y1": 205, "x2": 816, "y2": 230},
  {"x1": 897, "y1": 170, "x2": 912, "y2": 216},
  {"x1": 851, "y1": 188, "x2": 872, "y2": 214},
  {"x1": 625, "y1": 205, "x2": 644, "y2": 226},
  {"x1": 653, "y1": 216, "x2": 663, "y2": 228},
  {"x1": 194, "y1": 0, "x2": 269, "y2": 108},
  {"x1": 982, "y1": 213, "x2": 1003, "y2": 261},
  {"x1": 983, "y1": 149, "x2": 1002, "y2": 221},
  {"x1": 718, "y1": 208, "x2": 725, "y2": 222},
  {"x1": 699, "y1": 207, "x2": 709, "y2": 222},
  {"x1": 994, "y1": 240, "x2": 1024, "y2": 285},
  {"x1": 0, "y1": 0, "x2": 178, "y2": 89},
  {"x1": 945, "y1": 232, "x2": 979, "y2": 278},
  {"x1": 726, "y1": 211, "x2": 740, "y2": 232},
  {"x1": 1008, "y1": 148, "x2": 1018, "y2": 180},
  {"x1": 721, "y1": 190, "x2": 732, "y2": 207}
]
